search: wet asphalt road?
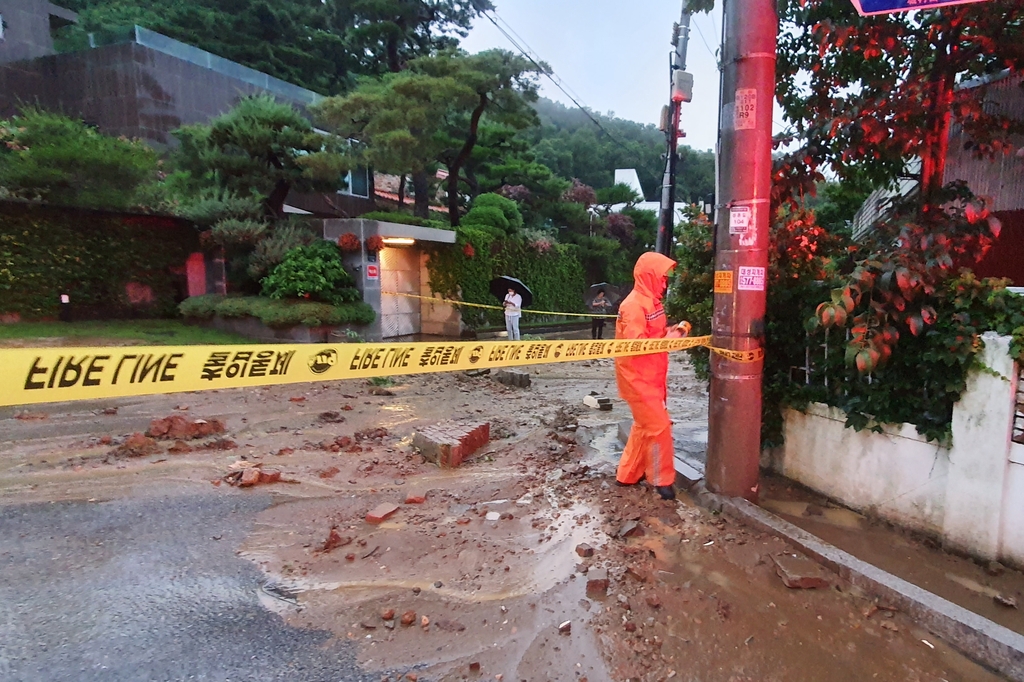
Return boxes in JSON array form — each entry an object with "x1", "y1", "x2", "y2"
[{"x1": 0, "y1": 492, "x2": 380, "y2": 682}]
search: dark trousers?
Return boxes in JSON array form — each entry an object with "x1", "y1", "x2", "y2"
[{"x1": 591, "y1": 317, "x2": 605, "y2": 339}]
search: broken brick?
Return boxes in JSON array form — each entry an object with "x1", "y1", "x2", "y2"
[
  {"x1": 318, "y1": 467, "x2": 341, "y2": 479},
  {"x1": 168, "y1": 440, "x2": 192, "y2": 454},
  {"x1": 320, "y1": 528, "x2": 352, "y2": 552},
  {"x1": 400, "y1": 610, "x2": 416, "y2": 626},
  {"x1": 575, "y1": 543, "x2": 595, "y2": 558},
  {"x1": 239, "y1": 468, "x2": 261, "y2": 487},
  {"x1": 586, "y1": 568, "x2": 610, "y2": 597},
  {"x1": 114, "y1": 432, "x2": 160, "y2": 457},
  {"x1": 405, "y1": 491, "x2": 427, "y2": 504},
  {"x1": 366, "y1": 503, "x2": 400, "y2": 524}
]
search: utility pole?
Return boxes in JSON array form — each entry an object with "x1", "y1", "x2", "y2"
[
  {"x1": 704, "y1": 0, "x2": 777, "y2": 500},
  {"x1": 655, "y1": 2, "x2": 694, "y2": 256}
]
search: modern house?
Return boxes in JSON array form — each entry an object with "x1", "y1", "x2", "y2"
[{"x1": 0, "y1": 0, "x2": 373, "y2": 218}]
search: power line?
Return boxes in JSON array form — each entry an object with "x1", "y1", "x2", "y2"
[
  {"x1": 692, "y1": 14, "x2": 717, "y2": 61},
  {"x1": 480, "y1": 10, "x2": 634, "y2": 153}
]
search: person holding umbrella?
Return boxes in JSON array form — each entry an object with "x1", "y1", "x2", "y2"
[
  {"x1": 503, "y1": 287, "x2": 522, "y2": 341},
  {"x1": 615, "y1": 252, "x2": 689, "y2": 501},
  {"x1": 589, "y1": 288, "x2": 613, "y2": 339},
  {"x1": 490, "y1": 276, "x2": 532, "y2": 342}
]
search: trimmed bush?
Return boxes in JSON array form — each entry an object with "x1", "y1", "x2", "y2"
[{"x1": 180, "y1": 295, "x2": 375, "y2": 328}]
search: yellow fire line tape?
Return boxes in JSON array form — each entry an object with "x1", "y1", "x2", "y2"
[
  {"x1": 384, "y1": 291, "x2": 619, "y2": 319},
  {"x1": 0, "y1": 337, "x2": 762, "y2": 407}
]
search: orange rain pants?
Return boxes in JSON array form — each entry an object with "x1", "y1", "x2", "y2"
[{"x1": 614, "y1": 252, "x2": 678, "y2": 488}]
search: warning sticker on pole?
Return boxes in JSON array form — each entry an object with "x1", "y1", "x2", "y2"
[
  {"x1": 735, "y1": 89, "x2": 757, "y2": 130},
  {"x1": 0, "y1": 336, "x2": 761, "y2": 408},
  {"x1": 714, "y1": 270, "x2": 734, "y2": 294},
  {"x1": 737, "y1": 266, "x2": 766, "y2": 291}
]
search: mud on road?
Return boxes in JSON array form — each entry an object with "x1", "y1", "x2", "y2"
[{"x1": 0, "y1": 357, "x2": 1004, "y2": 681}]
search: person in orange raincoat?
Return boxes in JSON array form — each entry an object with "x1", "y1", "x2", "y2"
[{"x1": 614, "y1": 252, "x2": 687, "y2": 500}]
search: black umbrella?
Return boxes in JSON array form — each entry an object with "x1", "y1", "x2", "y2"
[
  {"x1": 586, "y1": 283, "x2": 621, "y2": 310},
  {"x1": 490, "y1": 276, "x2": 533, "y2": 308}
]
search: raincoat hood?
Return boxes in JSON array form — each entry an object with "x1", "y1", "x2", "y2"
[{"x1": 632, "y1": 252, "x2": 677, "y2": 301}]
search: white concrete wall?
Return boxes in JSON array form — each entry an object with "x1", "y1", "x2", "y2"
[
  {"x1": 779, "y1": 403, "x2": 950, "y2": 534},
  {"x1": 777, "y1": 332, "x2": 1023, "y2": 565}
]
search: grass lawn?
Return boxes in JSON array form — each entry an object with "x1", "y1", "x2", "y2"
[{"x1": 0, "y1": 319, "x2": 253, "y2": 346}]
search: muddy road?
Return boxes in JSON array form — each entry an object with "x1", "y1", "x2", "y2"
[{"x1": 0, "y1": 356, "x2": 1004, "y2": 681}]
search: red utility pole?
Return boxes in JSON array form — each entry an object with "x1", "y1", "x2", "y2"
[{"x1": 705, "y1": 0, "x2": 777, "y2": 500}]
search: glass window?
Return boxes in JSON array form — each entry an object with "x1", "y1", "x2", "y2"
[{"x1": 346, "y1": 167, "x2": 369, "y2": 198}]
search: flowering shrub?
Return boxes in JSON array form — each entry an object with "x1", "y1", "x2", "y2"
[
  {"x1": 365, "y1": 234, "x2": 385, "y2": 252},
  {"x1": 462, "y1": 243, "x2": 475, "y2": 258},
  {"x1": 529, "y1": 238, "x2": 553, "y2": 254},
  {"x1": 337, "y1": 232, "x2": 361, "y2": 252}
]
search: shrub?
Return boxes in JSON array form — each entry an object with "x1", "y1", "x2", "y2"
[
  {"x1": 360, "y1": 211, "x2": 428, "y2": 226},
  {"x1": 470, "y1": 193, "x2": 523, "y2": 232},
  {"x1": 463, "y1": 206, "x2": 511, "y2": 235},
  {"x1": 209, "y1": 218, "x2": 267, "y2": 248},
  {"x1": 0, "y1": 108, "x2": 159, "y2": 211},
  {"x1": 247, "y1": 223, "x2": 321, "y2": 281},
  {"x1": 179, "y1": 295, "x2": 375, "y2": 327},
  {"x1": 261, "y1": 241, "x2": 360, "y2": 305}
]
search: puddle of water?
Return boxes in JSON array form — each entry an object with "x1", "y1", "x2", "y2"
[
  {"x1": 761, "y1": 497, "x2": 866, "y2": 530},
  {"x1": 945, "y1": 572, "x2": 1002, "y2": 599}
]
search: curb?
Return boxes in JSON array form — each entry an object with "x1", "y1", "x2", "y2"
[{"x1": 688, "y1": 482, "x2": 1024, "y2": 682}]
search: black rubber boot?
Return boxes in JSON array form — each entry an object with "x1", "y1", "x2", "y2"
[
  {"x1": 655, "y1": 485, "x2": 676, "y2": 500},
  {"x1": 615, "y1": 475, "x2": 646, "y2": 487}
]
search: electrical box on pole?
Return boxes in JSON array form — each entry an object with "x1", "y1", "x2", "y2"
[
  {"x1": 705, "y1": 0, "x2": 777, "y2": 501},
  {"x1": 672, "y1": 71, "x2": 694, "y2": 103}
]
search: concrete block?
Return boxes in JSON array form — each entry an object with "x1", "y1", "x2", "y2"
[
  {"x1": 772, "y1": 552, "x2": 831, "y2": 589},
  {"x1": 413, "y1": 421, "x2": 490, "y2": 468},
  {"x1": 494, "y1": 369, "x2": 531, "y2": 388},
  {"x1": 584, "y1": 394, "x2": 612, "y2": 411}
]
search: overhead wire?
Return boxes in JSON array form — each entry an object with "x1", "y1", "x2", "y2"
[{"x1": 479, "y1": 9, "x2": 635, "y2": 153}]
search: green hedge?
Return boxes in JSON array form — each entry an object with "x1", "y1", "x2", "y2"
[
  {"x1": 426, "y1": 227, "x2": 586, "y2": 327},
  {"x1": 180, "y1": 294, "x2": 375, "y2": 328},
  {"x1": 0, "y1": 201, "x2": 198, "y2": 319}
]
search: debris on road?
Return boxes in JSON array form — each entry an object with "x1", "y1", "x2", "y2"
[
  {"x1": 147, "y1": 415, "x2": 225, "y2": 440},
  {"x1": 583, "y1": 393, "x2": 612, "y2": 411},
  {"x1": 772, "y1": 552, "x2": 831, "y2": 589},
  {"x1": 366, "y1": 503, "x2": 400, "y2": 524}
]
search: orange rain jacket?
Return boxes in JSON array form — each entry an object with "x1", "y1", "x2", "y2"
[{"x1": 614, "y1": 252, "x2": 677, "y2": 403}]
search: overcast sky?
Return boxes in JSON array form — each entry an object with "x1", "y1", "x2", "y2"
[{"x1": 461, "y1": 0, "x2": 727, "y2": 152}]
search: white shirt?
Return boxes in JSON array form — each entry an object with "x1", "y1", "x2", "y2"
[{"x1": 503, "y1": 292, "x2": 522, "y2": 317}]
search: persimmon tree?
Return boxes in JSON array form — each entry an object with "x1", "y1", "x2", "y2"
[{"x1": 775, "y1": 0, "x2": 1024, "y2": 373}]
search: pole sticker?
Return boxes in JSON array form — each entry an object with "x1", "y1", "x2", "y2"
[
  {"x1": 735, "y1": 89, "x2": 757, "y2": 130},
  {"x1": 737, "y1": 266, "x2": 766, "y2": 291},
  {"x1": 714, "y1": 270, "x2": 734, "y2": 294}
]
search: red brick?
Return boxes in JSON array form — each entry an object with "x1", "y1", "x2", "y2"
[
  {"x1": 366, "y1": 502, "x2": 401, "y2": 524},
  {"x1": 239, "y1": 468, "x2": 261, "y2": 487},
  {"x1": 405, "y1": 491, "x2": 427, "y2": 504},
  {"x1": 413, "y1": 421, "x2": 490, "y2": 468}
]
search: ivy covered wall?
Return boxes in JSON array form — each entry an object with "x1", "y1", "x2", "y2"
[
  {"x1": 0, "y1": 201, "x2": 199, "y2": 320},
  {"x1": 425, "y1": 226, "x2": 587, "y2": 328}
]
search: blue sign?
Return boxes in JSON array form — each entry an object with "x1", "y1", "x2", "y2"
[{"x1": 851, "y1": 0, "x2": 987, "y2": 15}]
